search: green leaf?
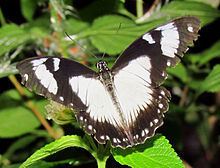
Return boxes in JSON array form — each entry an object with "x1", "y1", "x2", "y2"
[
  {"x1": 2, "y1": 164, "x2": 21, "y2": 168},
  {"x1": 21, "y1": 0, "x2": 38, "y2": 21},
  {"x1": 0, "y1": 24, "x2": 31, "y2": 56},
  {"x1": 0, "y1": 89, "x2": 32, "y2": 108},
  {"x1": 0, "y1": 106, "x2": 40, "y2": 138},
  {"x1": 0, "y1": 89, "x2": 21, "y2": 108},
  {"x1": 0, "y1": 90, "x2": 46, "y2": 138},
  {"x1": 0, "y1": 62, "x2": 18, "y2": 78},
  {"x1": 28, "y1": 159, "x2": 91, "y2": 168},
  {"x1": 112, "y1": 135, "x2": 184, "y2": 168},
  {"x1": 24, "y1": 16, "x2": 50, "y2": 34},
  {"x1": 88, "y1": 15, "x2": 135, "y2": 55},
  {"x1": 199, "y1": 65, "x2": 220, "y2": 93},
  {"x1": 63, "y1": 18, "x2": 89, "y2": 34},
  {"x1": 188, "y1": 79, "x2": 204, "y2": 90},
  {"x1": 81, "y1": 15, "x2": 164, "y2": 55},
  {"x1": 167, "y1": 64, "x2": 189, "y2": 83},
  {"x1": 188, "y1": 41, "x2": 220, "y2": 66},
  {"x1": 183, "y1": 0, "x2": 220, "y2": 8},
  {"x1": 79, "y1": 0, "x2": 120, "y2": 21},
  {"x1": 19, "y1": 135, "x2": 92, "y2": 168},
  {"x1": 160, "y1": 1, "x2": 220, "y2": 25}
]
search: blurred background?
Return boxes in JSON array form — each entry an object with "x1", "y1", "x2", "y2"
[{"x1": 0, "y1": 0, "x2": 220, "y2": 167}]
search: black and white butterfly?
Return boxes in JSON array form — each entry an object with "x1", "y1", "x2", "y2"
[{"x1": 17, "y1": 17, "x2": 200, "y2": 148}]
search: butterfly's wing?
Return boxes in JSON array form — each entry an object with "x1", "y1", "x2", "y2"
[
  {"x1": 17, "y1": 56, "x2": 131, "y2": 147},
  {"x1": 17, "y1": 56, "x2": 97, "y2": 108},
  {"x1": 111, "y1": 16, "x2": 200, "y2": 146}
]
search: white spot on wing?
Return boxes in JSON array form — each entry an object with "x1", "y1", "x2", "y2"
[
  {"x1": 156, "y1": 22, "x2": 179, "y2": 58},
  {"x1": 145, "y1": 128, "x2": 149, "y2": 134},
  {"x1": 117, "y1": 138, "x2": 121, "y2": 143},
  {"x1": 159, "y1": 103, "x2": 163, "y2": 108},
  {"x1": 154, "y1": 119, "x2": 159, "y2": 124},
  {"x1": 167, "y1": 61, "x2": 171, "y2": 67},
  {"x1": 88, "y1": 125, "x2": 92, "y2": 130},
  {"x1": 106, "y1": 135, "x2": 110, "y2": 140},
  {"x1": 59, "y1": 96, "x2": 64, "y2": 101},
  {"x1": 100, "y1": 135, "x2": 105, "y2": 140},
  {"x1": 53, "y1": 58, "x2": 60, "y2": 71},
  {"x1": 31, "y1": 58, "x2": 47, "y2": 67},
  {"x1": 24, "y1": 74, "x2": 28, "y2": 81},
  {"x1": 142, "y1": 33, "x2": 155, "y2": 44},
  {"x1": 35, "y1": 64, "x2": 58, "y2": 94},
  {"x1": 187, "y1": 25, "x2": 193, "y2": 32}
]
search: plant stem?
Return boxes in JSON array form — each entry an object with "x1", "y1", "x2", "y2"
[
  {"x1": 136, "y1": 0, "x2": 161, "y2": 23},
  {"x1": 85, "y1": 134, "x2": 98, "y2": 151},
  {"x1": 95, "y1": 144, "x2": 110, "y2": 168},
  {"x1": 8, "y1": 75, "x2": 59, "y2": 139},
  {"x1": 179, "y1": 86, "x2": 189, "y2": 107},
  {"x1": 26, "y1": 101, "x2": 59, "y2": 139},
  {"x1": 136, "y1": 0, "x2": 143, "y2": 18},
  {"x1": 8, "y1": 75, "x2": 25, "y2": 96},
  {"x1": 97, "y1": 159, "x2": 107, "y2": 168}
]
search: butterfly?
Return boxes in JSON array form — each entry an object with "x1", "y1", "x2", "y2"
[{"x1": 16, "y1": 16, "x2": 200, "y2": 148}]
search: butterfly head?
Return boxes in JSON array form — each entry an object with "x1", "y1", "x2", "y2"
[{"x1": 96, "y1": 61, "x2": 109, "y2": 72}]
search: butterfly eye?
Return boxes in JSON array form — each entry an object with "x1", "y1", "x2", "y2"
[{"x1": 96, "y1": 61, "x2": 108, "y2": 72}]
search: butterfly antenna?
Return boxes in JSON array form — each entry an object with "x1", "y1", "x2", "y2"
[
  {"x1": 101, "y1": 52, "x2": 106, "y2": 59},
  {"x1": 116, "y1": 23, "x2": 125, "y2": 58},
  {"x1": 65, "y1": 32, "x2": 97, "y2": 58},
  {"x1": 100, "y1": 23, "x2": 122, "y2": 60}
]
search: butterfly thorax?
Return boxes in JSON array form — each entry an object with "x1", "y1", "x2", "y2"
[
  {"x1": 97, "y1": 61, "x2": 113, "y2": 91},
  {"x1": 97, "y1": 61, "x2": 123, "y2": 114}
]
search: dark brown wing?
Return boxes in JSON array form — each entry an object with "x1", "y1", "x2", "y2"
[{"x1": 110, "y1": 17, "x2": 200, "y2": 147}]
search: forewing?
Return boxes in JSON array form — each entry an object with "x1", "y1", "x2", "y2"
[
  {"x1": 16, "y1": 56, "x2": 96, "y2": 108},
  {"x1": 113, "y1": 16, "x2": 200, "y2": 85},
  {"x1": 112, "y1": 16, "x2": 200, "y2": 145}
]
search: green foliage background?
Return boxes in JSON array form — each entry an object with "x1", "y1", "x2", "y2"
[{"x1": 0, "y1": 0, "x2": 220, "y2": 167}]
